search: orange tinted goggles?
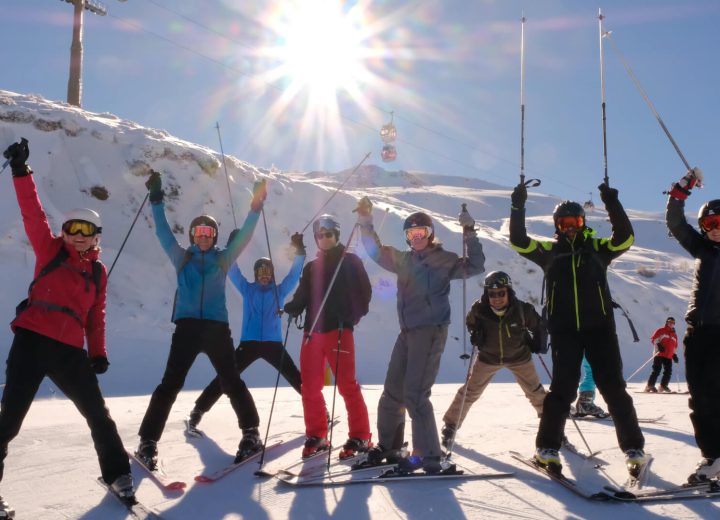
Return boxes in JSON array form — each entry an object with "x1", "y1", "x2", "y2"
[
  {"x1": 192, "y1": 225, "x2": 217, "y2": 238},
  {"x1": 556, "y1": 216, "x2": 584, "y2": 231},
  {"x1": 405, "y1": 226, "x2": 431, "y2": 240},
  {"x1": 700, "y1": 214, "x2": 720, "y2": 232}
]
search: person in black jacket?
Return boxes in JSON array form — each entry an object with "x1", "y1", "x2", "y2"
[
  {"x1": 283, "y1": 214, "x2": 372, "y2": 460},
  {"x1": 665, "y1": 167, "x2": 720, "y2": 483},
  {"x1": 509, "y1": 181, "x2": 644, "y2": 477}
]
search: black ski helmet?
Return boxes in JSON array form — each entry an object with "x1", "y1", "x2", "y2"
[
  {"x1": 253, "y1": 257, "x2": 273, "y2": 279},
  {"x1": 313, "y1": 214, "x2": 340, "y2": 240},
  {"x1": 552, "y1": 201, "x2": 585, "y2": 228},
  {"x1": 698, "y1": 199, "x2": 720, "y2": 233},
  {"x1": 484, "y1": 270, "x2": 512, "y2": 290},
  {"x1": 189, "y1": 214, "x2": 219, "y2": 245},
  {"x1": 403, "y1": 212, "x2": 434, "y2": 244}
]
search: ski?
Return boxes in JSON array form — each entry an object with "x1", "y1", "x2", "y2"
[
  {"x1": 276, "y1": 460, "x2": 398, "y2": 483},
  {"x1": 254, "y1": 444, "x2": 338, "y2": 478},
  {"x1": 624, "y1": 453, "x2": 653, "y2": 489},
  {"x1": 509, "y1": 451, "x2": 609, "y2": 501},
  {"x1": 96, "y1": 477, "x2": 163, "y2": 520},
  {"x1": 572, "y1": 414, "x2": 665, "y2": 424},
  {"x1": 561, "y1": 437, "x2": 602, "y2": 460},
  {"x1": 195, "y1": 441, "x2": 283, "y2": 483},
  {"x1": 277, "y1": 462, "x2": 514, "y2": 487},
  {"x1": 127, "y1": 449, "x2": 187, "y2": 492},
  {"x1": 600, "y1": 481, "x2": 720, "y2": 502}
]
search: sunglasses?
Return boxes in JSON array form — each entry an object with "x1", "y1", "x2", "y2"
[
  {"x1": 556, "y1": 215, "x2": 584, "y2": 231},
  {"x1": 192, "y1": 225, "x2": 217, "y2": 238},
  {"x1": 62, "y1": 220, "x2": 99, "y2": 237},
  {"x1": 315, "y1": 231, "x2": 335, "y2": 240},
  {"x1": 405, "y1": 226, "x2": 431, "y2": 240},
  {"x1": 487, "y1": 290, "x2": 508, "y2": 299},
  {"x1": 700, "y1": 214, "x2": 720, "y2": 232}
]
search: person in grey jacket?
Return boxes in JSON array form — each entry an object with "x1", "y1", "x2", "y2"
[
  {"x1": 355, "y1": 197, "x2": 485, "y2": 473},
  {"x1": 441, "y1": 271, "x2": 546, "y2": 448}
]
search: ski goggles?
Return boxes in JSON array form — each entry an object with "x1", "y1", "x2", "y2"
[
  {"x1": 555, "y1": 215, "x2": 584, "y2": 231},
  {"x1": 314, "y1": 230, "x2": 335, "y2": 240},
  {"x1": 255, "y1": 265, "x2": 273, "y2": 278},
  {"x1": 191, "y1": 225, "x2": 217, "y2": 238},
  {"x1": 700, "y1": 214, "x2": 720, "y2": 232},
  {"x1": 487, "y1": 289, "x2": 508, "y2": 299},
  {"x1": 62, "y1": 220, "x2": 99, "y2": 237},
  {"x1": 405, "y1": 226, "x2": 432, "y2": 241}
]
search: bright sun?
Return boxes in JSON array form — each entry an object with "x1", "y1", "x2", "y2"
[{"x1": 272, "y1": 2, "x2": 368, "y2": 105}]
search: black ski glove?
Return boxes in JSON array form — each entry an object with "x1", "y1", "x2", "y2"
[
  {"x1": 657, "y1": 345, "x2": 665, "y2": 353},
  {"x1": 458, "y1": 206, "x2": 475, "y2": 233},
  {"x1": 291, "y1": 232, "x2": 306, "y2": 256},
  {"x1": 672, "y1": 354, "x2": 679, "y2": 364},
  {"x1": 145, "y1": 170, "x2": 164, "y2": 204},
  {"x1": 598, "y1": 182, "x2": 618, "y2": 204},
  {"x1": 3, "y1": 138, "x2": 31, "y2": 177},
  {"x1": 511, "y1": 182, "x2": 527, "y2": 210},
  {"x1": 90, "y1": 356, "x2": 110, "y2": 374}
]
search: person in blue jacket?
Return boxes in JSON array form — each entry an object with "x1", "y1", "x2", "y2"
[
  {"x1": 187, "y1": 234, "x2": 306, "y2": 432},
  {"x1": 136, "y1": 171, "x2": 267, "y2": 466}
]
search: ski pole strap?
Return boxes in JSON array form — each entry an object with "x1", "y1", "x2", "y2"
[
  {"x1": 524, "y1": 178, "x2": 541, "y2": 187},
  {"x1": 611, "y1": 300, "x2": 640, "y2": 342}
]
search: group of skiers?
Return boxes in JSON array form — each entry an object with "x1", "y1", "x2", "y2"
[{"x1": 0, "y1": 137, "x2": 719, "y2": 515}]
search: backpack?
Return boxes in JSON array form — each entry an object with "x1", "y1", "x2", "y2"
[
  {"x1": 518, "y1": 301, "x2": 549, "y2": 355},
  {"x1": 16, "y1": 247, "x2": 102, "y2": 326}
]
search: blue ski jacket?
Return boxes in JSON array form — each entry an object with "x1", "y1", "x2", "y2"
[
  {"x1": 151, "y1": 202, "x2": 259, "y2": 323},
  {"x1": 229, "y1": 253, "x2": 305, "y2": 342}
]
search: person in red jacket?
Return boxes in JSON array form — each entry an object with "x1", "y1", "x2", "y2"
[
  {"x1": 645, "y1": 317, "x2": 679, "y2": 393},
  {"x1": 0, "y1": 139, "x2": 134, "y2": 515}
]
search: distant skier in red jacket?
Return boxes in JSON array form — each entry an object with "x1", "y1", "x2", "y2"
[
  {"x1": 0, "y1": 139, "x2": 134, "y2": 516},
  {"x1": 645, "y1": 317, "x2": 679, "y2": 393}
]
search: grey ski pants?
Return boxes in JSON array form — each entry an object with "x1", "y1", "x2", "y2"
[
  {"x1": 376, "y1": 324, "x2": 448, "y2": 458},
  {"x1": 443, "y1": 357, "x2": 545, "y2": 429}
]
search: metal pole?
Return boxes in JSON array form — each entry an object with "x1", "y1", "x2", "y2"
[
  {"x1": 520, "y1": 13, "x2": 526, "y2": 185},
  {"x1": 625, "y1": 354, "x2": 655, "y2": 383},
  {"x1": 215, "y1": 122, "x2": 238, "y2": 227},
  {"x1": 67, "y1": 0, "x2": 84, "y2": 107},
  {"x1": 598, "y1": 9, "x2": 609, "y2": 185},
  {"x1": 107, "y1": 193, "x2": 149, "y2": 278}
]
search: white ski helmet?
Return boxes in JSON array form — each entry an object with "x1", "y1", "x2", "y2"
[{"x1": 63, "y1": 208, "x2": 102, "y2": 234}]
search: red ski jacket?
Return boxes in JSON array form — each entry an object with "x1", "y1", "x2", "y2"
[
  {"x1": 11, "y1": 175, "x2": 107, "y2": 358},
  {"x1": 650, "y1": 325, "x2": 677, "y2": 360}
]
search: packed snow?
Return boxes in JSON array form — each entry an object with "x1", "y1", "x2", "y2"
[{"x1": 0, "y1": 91, "x2": 716, "y2": 518}]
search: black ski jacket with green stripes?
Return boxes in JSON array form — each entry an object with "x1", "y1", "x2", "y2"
[{"x1": 509, "y1": 197, "x2": 633, "y2": 334}]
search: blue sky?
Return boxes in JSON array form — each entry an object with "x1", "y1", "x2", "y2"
[{"x1": 4, "y1": 0, "x2": 719, "y2": 214}]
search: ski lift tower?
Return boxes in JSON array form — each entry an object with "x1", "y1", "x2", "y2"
[{"x1": 61, "y1": 0, "x2": 127, "y2": 107}]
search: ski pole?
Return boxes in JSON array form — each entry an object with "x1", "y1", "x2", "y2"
[
  {"x1": 598, "y1": 9, "x2": 610, "y2": 185},
  {"x1": 674, "y1": 360, "x2": 682, "y2": 393},
  {"x1": 260, "y1": 207, "x2": 283, "y2": 315},
  {"x1": 326, "y1": 324, "x2": 344, "y2": 470},
  {"x1": 300, "y1": 153, "x2": 371, "y2": 234},
  {"x1": 215, "y1": 122, "x2": 238, "y2": 228},
  {"x1": 626, "y1": 354, "x2": 655, "y2": 382},
  {"x1": 107, "y1": 192, "x2": 149, "y2": 279},
  {"x1": 256, "y1": 315, "x2": 295, "y2": 470},
  {"x1": 460, "y1": 203, "x2": 470, "y2": 361},
  {"x1": 519, "y1": 12, "x2": 526, "y2": 185},
  {"x1": 603, "y1": 32, "x2": 692, "y2": 171},
  {"x1": 0, "y1": 158, "x2": 9, "y2": 174},
  {"x1": 444, "y1": 345, "x2": 478, "y2": 459},
  {"x1": 536, "y1": 354, "x2": 597, "y2": 458}
]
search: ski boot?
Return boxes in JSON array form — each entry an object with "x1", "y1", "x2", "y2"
[
  {"x1": 136, "y1": 439, "x2": 158, "y2": 471},
  {"x1": 110, "y1": 473, "x2": 135, "y2": 500},
  {"x1": 440, "y1": 423, "x2": 457, "y2": 450},
  {"x1": 574, "y1": 391, "x2": 609, "y2": 418},
  {"x1": 687, "y1": 457, "x2": 720, "y2": 484},
  {"x1": 625, "y1": 448, "x2": 646, "y2": 478},
  {"x1": 185, "y1": 408, "x2": 204, "y2": 437},
  {"x1": 659, "y1": 385, "x2": 673, "y2": 393},
  {"x1": 235, "y1": 428, "x2": 263, "y2": 463},
  {"x1": 302, "y1": 436, "x2": 329, "y2": 459},
  {"x1": 338, "y1": 437, "x2": 372, "y2": 460},
  {"x1": 534, "y1": 448, "x2": 562, "y2": 474},
  {"x1": 0, "y1": 495, "x2": 14, "y2": 519},
  {"x1": 644, "y1": 385, "x2": 658, "y2": 393}
]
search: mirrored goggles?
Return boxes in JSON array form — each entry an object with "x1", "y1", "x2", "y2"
[
  {"x1": 700, "y1": 214, "x2": 720, "y2": 232},
  {"x1": 555, "y1": 215, "x2": 584, "y2": 231},
  {"x1": 405, "y1": 226, "x2": 431, "y2": 241},
  {"x1": 314, "y1": 230, "x2": 335, "y2": 240},
  {"x1": 192, "y1": 225, "x2": 217, "y2": 238},
  {"x1": 255, "y1": 265, "x2": 273, "y2": 278},
  {"x1": 487, "y1": 289, "x2": 508, "y2": 299},
  {"x1": 62, "y1": 220, "x2": 99, "y2": 237}
]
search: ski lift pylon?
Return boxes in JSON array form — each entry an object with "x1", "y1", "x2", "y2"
[
  {"x1": 380, "y1": 111, "x2": 397, "y2": 143},
  {"x1": 583, "y1": 191, "x2": 594, "y2": 210}
]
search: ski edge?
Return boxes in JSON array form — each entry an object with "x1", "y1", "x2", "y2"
[{"x1": 194, "y1": 440, "x2": 283, "y2": 483}]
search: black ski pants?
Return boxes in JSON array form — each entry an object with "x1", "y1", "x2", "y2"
[
  {"x1": 194, "y1": 340, "x2": 301, "y2": 414},
  {"x1": 647, "y1": 356, "x2": 673, "y2": 388},
  {"x1": 0, "y1": 328, "x2": 130, "y2": 485},
  {"x1": 536, "y1": 327, "x2": 644, "y2": 452},
  {"x1": 138, "y1": 319, "x2": 259, "y2": 441},
  {"x1": 684, "y1": 325, "x2": 720, "y2": 459}
]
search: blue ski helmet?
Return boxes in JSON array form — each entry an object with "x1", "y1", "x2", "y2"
[{"x1": 313, "y1": 214, "x2": 340, "y2": 240}]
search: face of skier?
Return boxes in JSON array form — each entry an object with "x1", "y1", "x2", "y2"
[
  {"x1": 255, "y1": 264, "x2": 273, "y2": 285},
  {"x1": 666, "y1": 318, "x2": 675, "y2": 330},
  {"x1": 700, "y1": 214, "x2": 720, "y2": 242},
  {"x1": 487, "y1": 288, "x2": 509, "y2": 311},
  {"x1": 192, "y1": 224, "x2": 216, "y2": 252},
  {"x1": 61, "y1": 220, "x2": 100, "y2": 252},
  {"x1": 406, "y1": 226, "x2": 431, "y2": 251},
  {"x1": 555, "y1": 215, "x2": 584, "y2": 241},
  {"x1": 315, "y1": 228, "x2": 338, "y2": 251}
]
